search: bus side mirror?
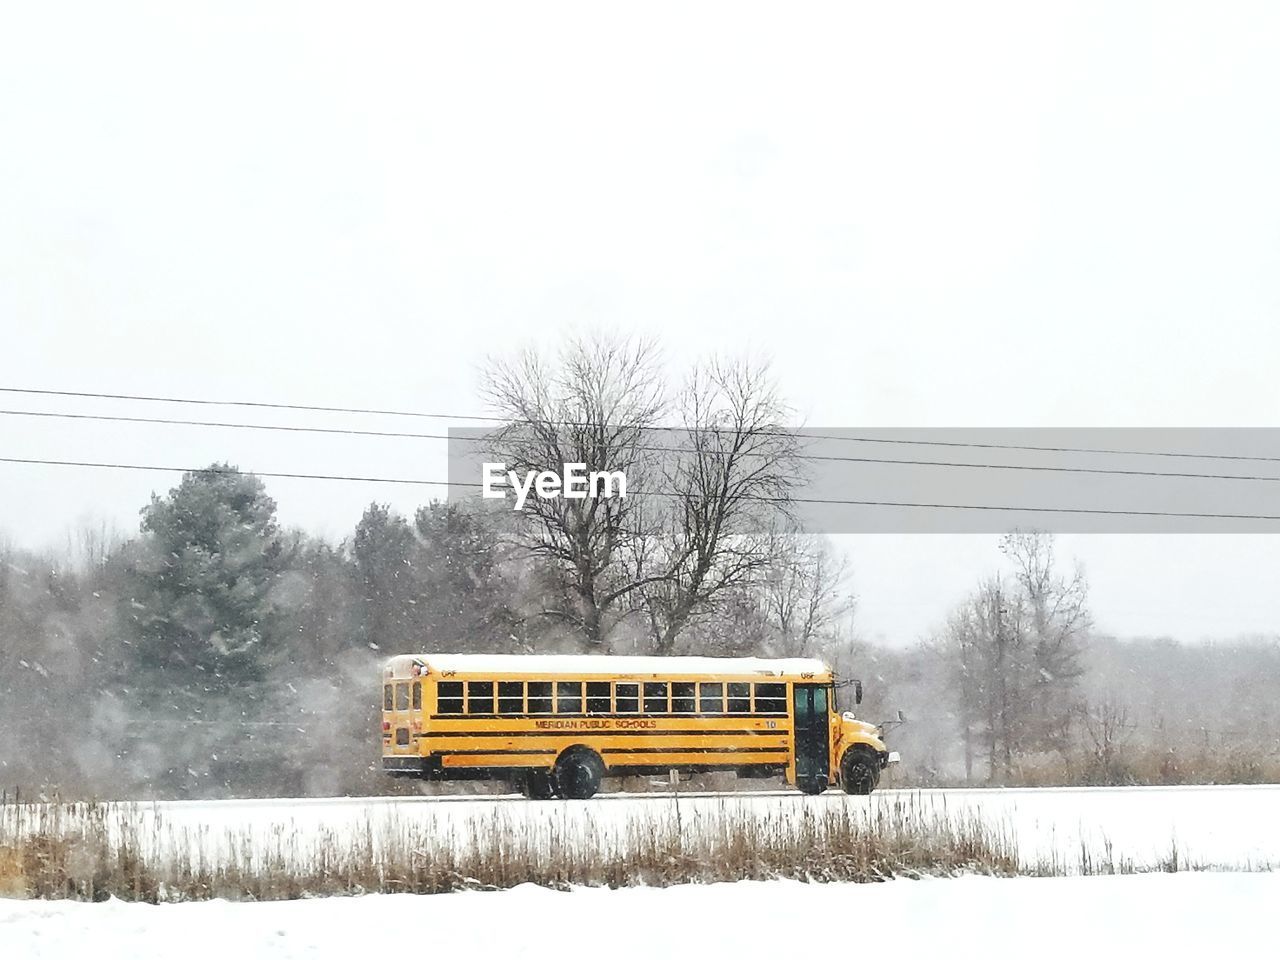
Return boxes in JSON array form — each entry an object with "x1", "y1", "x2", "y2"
[{"x1": 854, "y1": 680, "x2": 863, "y2": 705}]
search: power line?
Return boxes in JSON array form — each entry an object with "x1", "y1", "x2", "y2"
[
  {"x1": 0, "y1": 456, "x2": 465, "y2": 489},
  {"x1": 0, "y1": 386, "x2": 505, "y2": 424},
  {"x1": 5, "y1": 385, "x2": 1279, "y2": 465},
  {"x1": 5, "y1": 407, "x2": 1280, "y2": 485},
  {"x1": 4, "y1": 455, "x2": 1280, "y2": 522},
  {"x1": 0, "y1": 407, "x2": 482, "y2": 443}
]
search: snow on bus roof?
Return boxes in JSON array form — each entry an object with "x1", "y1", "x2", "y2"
[{"x1": 384, "y1": 653, "x2": 830, "y2": 678}]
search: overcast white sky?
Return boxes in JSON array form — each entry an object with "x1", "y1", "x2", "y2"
[{"x1": 2, "y1": 2, "x2": 1279, "y2": 646}]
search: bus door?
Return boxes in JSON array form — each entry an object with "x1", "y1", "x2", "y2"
[{"x1": 792, "y1": 684, "x2": 830, "y2": 787}]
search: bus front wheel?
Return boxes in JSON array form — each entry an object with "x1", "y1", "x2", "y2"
[
  {"x1": 840, "y1": 747, "x2": 881, "y2": 795},
  {"x1": 554, "y1": 747, "x2": 604, "y2": 800}
]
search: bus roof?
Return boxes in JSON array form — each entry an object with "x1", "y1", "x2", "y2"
[{"x1": 384, "y1": 653, "x2": 830, "y2": 679}]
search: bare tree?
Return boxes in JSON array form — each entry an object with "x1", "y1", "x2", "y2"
[
  {"x1": 936, "y1": 533, "x2": 1091, "y2": 783},
  {"x1": 481, "y1": 335, "x2": 667, "y2": 649},
  {"x1": 937, "y1": 575, "x2": 1030, "y2": 782},
  {"x1": 684, "y1": 531, "x2": 855, "y2": 660},
  {"x1": 1001, "y1": 531, "x2": 1089, "y2": 758},
  {"x1": 1081, "y1": 693, "x2": 1133, "y2": 784},
  {"x1": 936, "y1": 597, "x2": 981, "y2": 782},
  {"x1": 761, "y1": 531, "x2": 854, "y2": 657},
  {"x1": 637, "y1": 357, "x2": 800, "y2": 654}
]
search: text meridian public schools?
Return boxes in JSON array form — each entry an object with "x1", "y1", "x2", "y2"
[{"x1": 533, "y1": 718, "x2": 657, "y2": 730}]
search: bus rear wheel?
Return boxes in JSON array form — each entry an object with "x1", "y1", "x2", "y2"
[
  {"x1": 841, "y1": 747, "x2": 881, "y2": 795},
  {"x1": 554, "y1": 747, "x2": 604, "y2": 800}
]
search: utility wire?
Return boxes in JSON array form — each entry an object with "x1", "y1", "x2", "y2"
[
  {"x1": 4, "y1": 386, "x2": 1278, "y2": 465},
  {"x1": 0, "y1": 456, "x2": 464, "y2": 489},
  {"x1": 0, "y1": 386, "x2": 502, "y2": 424},
  {"x1": 4, "y1": 455, "x2": 1280, "y2": 522},
  {"x1": 0, "y1": 407, "x2": 483, "y2": 443},
  {"x1": 4, "y1": 407, "x2": 1280, "y2": 485}
]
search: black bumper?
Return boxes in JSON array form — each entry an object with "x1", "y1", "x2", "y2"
[{"x1": 382, "y1": 756, "x2": 427, "y2": 776}]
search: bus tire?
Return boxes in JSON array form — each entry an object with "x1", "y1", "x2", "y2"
[
  {"x1": 554, "y1": 746, "x2": 604, "y2": 800},
  {"x1": 525, "y1": 769, "x2": 556, "y2": 800},
  {"x1": 840, "y1": 747, "x2": 881, "y2": 795}
]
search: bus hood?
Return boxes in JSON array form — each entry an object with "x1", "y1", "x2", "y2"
[{"x1": 839, "y1": 712, "x2": 887, "y2": 751}]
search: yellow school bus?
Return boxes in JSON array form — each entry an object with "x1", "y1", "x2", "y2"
[{"x1": 380, "y1": 653, "x2": 895, "y2": 798}]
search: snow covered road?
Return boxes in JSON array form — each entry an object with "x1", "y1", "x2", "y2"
[{"x1": 3, "y1": 872, "x2": 1275, "y2": 960}]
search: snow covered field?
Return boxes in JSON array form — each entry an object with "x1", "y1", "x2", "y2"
[
  {"x1": 3, "y1": 871, "x2": 1276, "y2": 960},
  {"x1": 98, "y1": 783, "x2": 1280, "y2": 872},
  {"x1": 4, "y1": 786, "x2": 1277, "y2": 957}
]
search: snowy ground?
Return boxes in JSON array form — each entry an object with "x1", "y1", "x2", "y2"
[
  {"x1": 89, "y1": 783, "x2": 1280, "y2": 871},
  {"x1": 2, "y1": 871, "x2": 1276, "y2": 960}
]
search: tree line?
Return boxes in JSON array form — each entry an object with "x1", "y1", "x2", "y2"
[{"x1": 2, "y1": 337, "x2": 1278, "y2": 797}]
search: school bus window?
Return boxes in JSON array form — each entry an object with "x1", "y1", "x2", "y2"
[
  {"x1": 615, "y1": 682, "x2": 640, "y2": 713},
  {"x1": 528, "y1": 681, "x2": 553, "y2": 714},
  {"x1": 498, "y1": 681, "x2": 524, "y2": 715},
  {"x1": 395, "y1": 683, "x2": 410, "y2": 711},
  {"x1": 754, "y1": 683, "x2": 786, "y2": 714},
  {"x1": 437, "y1": 681, "x2": 464, "y2": 715},
  {"x1": 643, "y1": 681, "x2": 669, "y2": 714},
  {"x1": 698, "y1": 682, "x2": 723, "y2": 714},
  {"x1": 556, "y1": 681, "x2": 583, "y2": 715},
  {"x1": 727, "y1": 682, "x2": 750, "y2": 713},
  {"x1": 468, "y1": 681, "x2": 494, "y2": 715},
  {"x1": 672, "y1": 682, "x2": 696, "y2": 714},
  {"x1": 586, "y1": 682, "x2": 611, "y2": 714},
  {"x1": 412, "y1": 682, "x2": 422, "y2": 710},
  {"x1": 383, "y1": 684, "x2": 393, "y2": 711}
]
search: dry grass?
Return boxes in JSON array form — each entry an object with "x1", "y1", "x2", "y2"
[
  {"x1": 0, "y1": 793, "x2": 1021, "y2": 902},
  {"x1": 902, "y1": 747, "x2": 1280, "y2": 789},
  {"x1": 0, "y1": 792, "x2": 1263, "y2": 902}
]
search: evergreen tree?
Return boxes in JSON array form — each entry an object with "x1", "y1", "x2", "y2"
[
  {"x1": 351, "y1": 503, "x2": 421, "y2": 651},
  {"x1": 125, "y1": 465, "x2": 286, "y2": 691},
  {"x1": 413, "y1": 501, "x2": 517, "y2": 649}
]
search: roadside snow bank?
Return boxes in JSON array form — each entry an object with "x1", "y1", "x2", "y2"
[{"x1": 2, "y1": 872, "x2": 1276, "y2": 960}]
